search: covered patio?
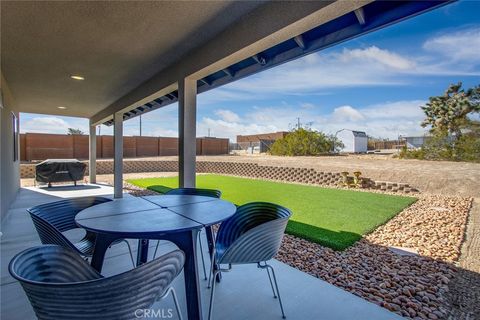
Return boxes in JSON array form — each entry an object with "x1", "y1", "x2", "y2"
[
  {"x1": 1, "y1": 1, "x2": 452, "y2": 319},
  {"x1": 1, "y1": 185, "x2": 401, "y2": 320}
]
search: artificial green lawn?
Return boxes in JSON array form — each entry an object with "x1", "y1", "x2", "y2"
[{"x1": 128, "y1": 175, "x2": 416, "y2": 250}]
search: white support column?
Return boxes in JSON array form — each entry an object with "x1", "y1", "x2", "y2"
[
  {"x1": 88, "y1": 123, "x2": 97, "y2": 184},
  {"x1": 113, "y1": 112, "x2": 123, "y2": 198},
  {"x1": 178, "y1": 77, "x2": 197, "y2": 188}
]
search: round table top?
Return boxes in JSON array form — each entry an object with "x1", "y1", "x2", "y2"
[{"x1": 75, "y1": 195, "x2": 237, "y2": 236}]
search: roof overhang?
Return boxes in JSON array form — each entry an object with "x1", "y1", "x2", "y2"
[
  {"x1": 1, "y1": 1, "x2": 453, "y2": 125},
  {"x1": 98, "y1": 0, "x2": 453, "y2": 127}
]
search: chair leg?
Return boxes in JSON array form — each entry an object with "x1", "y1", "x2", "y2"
[
  {"x1": 153, "y1": 240, "x2": 160, "y2": 259},
  {"x1": 266, "y1": 265, "x2": 278, "y2": 298},
  {"x1": 198, "y1": 231, "x2": 207, "y2": 280},
  {"x1": 122, "y1": 239, "x2": 136, "y2": 267},
  {"x1": 157, "y1": 287, "x2": 183, "y2": 320},
  {"x1": 208, "y1": 270, "x2": 220, "y2": 320},
  {"x1": 266, "y1": 263, "x2": 286, "y2": 319},
  {"x1": 170, "y1": 287, "x2": 183, "y2": 320},
  {"x1": 207, "y1": 243, "x2": 216, "y2": 289}
]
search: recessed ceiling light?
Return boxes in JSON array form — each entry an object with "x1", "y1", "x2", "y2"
[
  {"x1": 58, "y1": 106, "x2": 67, "y2": 109},
  {"x1": 70, "y1": 75, "x2": 85, "y2": 80}
]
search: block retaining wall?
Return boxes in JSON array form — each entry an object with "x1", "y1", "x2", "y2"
[{"x1": 20, "y1": 160, "x2": 418, "y2": 194}]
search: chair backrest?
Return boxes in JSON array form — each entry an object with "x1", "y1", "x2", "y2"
[
  {"x1": 216, "y1": 202, "x2": 292, "y2": 264},
  {"x1": 27, "y1": 197, "x2": 112, "y2": 254},
  {"x1": 166, "y1": 187, "x2": 222, "y2": 198},
  {"x1": 9, "y1": 245, "x2": 185, "y2": 320}
]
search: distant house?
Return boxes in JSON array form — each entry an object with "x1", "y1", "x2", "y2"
[
  {"x1": 401, "y1": 136, "x2": 432, "y2": 149},
  {"x1": 236, "y1": 131, "x2": 289, "y2": 153},
  {"x1": 337, "y1": 130, "x2": 368, "y2": 153},
  {"x1": 403, "y1": 136, "x2": 426, "y2": 149}
]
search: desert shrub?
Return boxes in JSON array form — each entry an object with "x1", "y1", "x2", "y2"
[
  {"x1": 453, "y1": 132, "x2": 480, "y2": 161},
  {"x1": 401, "y1": 83, "x2": 480, "y2": 162},
  {"x1": 269, "y1": 128, "x2": 343, "y2": 156},
  {"x1": 400, "y1": 131, "x2": 480, "y2": 162},
  {"x1": 399, "y1": 146, "x2": 425, "y2": 160}
]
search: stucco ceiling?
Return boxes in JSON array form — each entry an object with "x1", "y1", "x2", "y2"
[{"x1": 1, "y1": 1, "x2": 263, "y2": 118}]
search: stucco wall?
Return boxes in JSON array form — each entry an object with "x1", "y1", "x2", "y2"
[{"x1": 1, "y1": 74, "x2": 20, "y2": 221}]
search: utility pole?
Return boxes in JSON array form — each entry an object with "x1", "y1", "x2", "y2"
[
  {"x1": 208, "y1": 128, "x2": 211, "y2": 137},
  {"x1": 139, "y1": 115, "x2": 142, "y2": 136},
  {"x1": 297, "y1": 117, "x2": 301, "y2": 129}
]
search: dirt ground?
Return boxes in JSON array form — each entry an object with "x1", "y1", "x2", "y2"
[{"x1": 197, "y1": 154, "x2": 479, "y2": 197}]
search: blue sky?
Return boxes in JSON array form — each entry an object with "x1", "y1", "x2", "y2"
[{"x1": 21, "y1": 1, "x2": 480, "y2": 140}]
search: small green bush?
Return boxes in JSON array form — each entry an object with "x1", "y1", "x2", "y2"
[
  {"x1": 269, "y1": 128, "x2": 343, "y2": 156},
  {"x1": 400, "y1": 131, "x2": 480, "y2": 162},
  {"x1": 399, "y1": 146, "x2": 425, "y2": 160}
]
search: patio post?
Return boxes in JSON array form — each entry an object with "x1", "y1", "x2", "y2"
[
  {"x1": 178, "y1": 77, "x2": 197, "y2": 188},
  {"x1": 113, "y1": 112, "x2": 123, "y2": 198},
  {"x1": 88, "y1": 123, "x2": 97, "y2": 184}
]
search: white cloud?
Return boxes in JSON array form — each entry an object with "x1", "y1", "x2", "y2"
[
  {"x1": 198, "y1": 46, "x2": 420, "y2": 103},
  {"x1": 197, "y1": 103, "x2": 326, "y2": 140},
  {"x1": 122, "y1": 104, "x2": 179, "y2": 137},
  {"x1": 198, "y1": 88, "x2": 257, "y2": 104},
  {"x1": 321, "y1": 100, "x2": 428, "y2": 139},
  {"x1": 332, "y1": 105, "x2": 365, "y2": 121},
  {"x1": 300, "y1": 103, "x2": 315, "y2": 109},
  {"x1": 340, "y1": 46, "x2": 415, "y2": 70},
  {"x1": 214, "y1": 109, "x2": 240, "y2": 122},
  {"x1": 360, "y1": 100, "x2": 425, "y2": 120},
  {"x1": 21, "y1": 116, "x2": 87, "y2": 134},
  {"x1": 226, "y1": 47, "x2": 408, "y2": 95},
  {"x1": 150, "y1": 128, "x2": 178, "y2": 137},
  {"x1": 198, "y1": 117, "x2": 277, "y2": 140},
  {"x1": 423, "y1": 26, "x2": 480, "y2": 62}
]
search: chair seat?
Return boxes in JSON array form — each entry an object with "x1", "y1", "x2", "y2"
[
  {"x1": 28, "y1": 197, "x2": 137, "y2": 268},
  {"x1": 208, "y1": 202, "x2": 292, "y2": 320},
  {"x1": 9, "y1": 245, "x2": 185, "y2": 320},
  {"x1": 73, "y1": 234, "x2": 129, "y2": 257},
  {"x1": 74, "y1": 237, "x2": 95, "y2": 256}
]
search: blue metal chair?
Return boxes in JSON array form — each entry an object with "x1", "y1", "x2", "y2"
[
  {"x1": 9, "y1": 245, "x2": 185, "y2": 320},
  {"x1": 27, "y1": 196, "x2": 136, "y2": 267},
  {"x1": 207, "y1": 202, "x2": 292, "y2": 320},
  {"x1": 153, "y1": 188, "x2": 222, "y2": 280}
]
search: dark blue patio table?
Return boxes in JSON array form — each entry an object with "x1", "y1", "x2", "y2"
[{"x1": 75, "y1": 194, "x2": 237, "y2": 320}]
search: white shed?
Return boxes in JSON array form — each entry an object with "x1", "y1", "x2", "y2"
[{"x1": 337, "y1": 130, "x2": 368, "y2": 153}]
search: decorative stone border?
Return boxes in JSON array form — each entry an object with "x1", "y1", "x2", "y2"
[{"x1": 20, "y1": 160, "x2": 418, "y2": 194}]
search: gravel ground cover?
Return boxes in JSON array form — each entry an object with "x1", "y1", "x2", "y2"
[{"x1": 277, "y1": 195, "x2": 473, "y2": 319}]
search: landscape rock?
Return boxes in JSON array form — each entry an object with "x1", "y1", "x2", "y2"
[{"x1": 276, "y1": 195, "x2": 472, "y2": 320}]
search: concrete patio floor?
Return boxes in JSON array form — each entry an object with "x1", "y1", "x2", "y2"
[{"x1": 0, "y1": 184, "x2": 401, "y2": 320}]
